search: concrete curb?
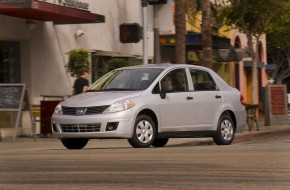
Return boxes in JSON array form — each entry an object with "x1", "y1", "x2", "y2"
[
  {"x1": 233, "y1": 127, "x2": 290, "y2": 143},
  {"x1": 177, "y1": 126, "x2": 290, "y2": 146}
]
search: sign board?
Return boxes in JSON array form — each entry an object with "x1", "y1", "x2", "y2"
[
  {"x1": 1, "y1": 0, "x2": 90, "y2": 10},
  {"x1": 0, "y1": 84, "x2": 35, "y2": 141},
  {"x1": 36, "y1": 0, "x2": 89, "y2": 10},
  {"x1": 0, "y1": 84, "x2": 25, "y2": 111},
  {"x1": 0, "y1": 0, "x2": 32, "y2": 8}
]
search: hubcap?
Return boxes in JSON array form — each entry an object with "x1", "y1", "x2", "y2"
[
  {"x1": 221, "y1": 119, "x2": 234, "y2": 141},
  {"x1": 136, "y1": 120, "x2": 153, "y2": 143}
]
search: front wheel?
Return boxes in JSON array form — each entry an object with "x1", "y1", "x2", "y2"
[
  {"x1": 128, "y1": 115, "x2": 157, "y2": 148},
  {"x1": 61, "y1": 138, "x2": 89, "y2": 149},
  {"x1": 152, "y1": 138, "x2": 169, "y2": 147},
  {"x1": 213, "y1": 114, "x2": 235, "y2": 145}
]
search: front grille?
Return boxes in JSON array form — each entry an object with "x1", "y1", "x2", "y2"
[
  {"x1": 60, "y1": 123, "x2": 101, "y2": 133},
  {"x1": 62, "y1": 105, "x2": 109, "y2": 115},
  {"x1": 86, "y1": 106, "x2": 110, "y2": 114},
  {"x1": 62, "y1": 107, "x2": 76, "y2": 115}
]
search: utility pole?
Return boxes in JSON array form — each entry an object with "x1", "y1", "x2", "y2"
[
  {"x1": 153, "y1": 5, "x2": 161, "y2": 64},
  {"x1": 201, "y1": 0, "x2": 213, "y2": 69},
  {"x1": 142, "y1": 0, "x2": 148, "y2": 65}
]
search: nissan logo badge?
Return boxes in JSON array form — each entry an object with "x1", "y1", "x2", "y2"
[{"x1": 76, "y1": 108, "x2": 85, "y2": 115}]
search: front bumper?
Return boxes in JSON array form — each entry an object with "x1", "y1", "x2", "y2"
[{"x1": 51, "y1": 111, "x2": 135, "y2": 139}]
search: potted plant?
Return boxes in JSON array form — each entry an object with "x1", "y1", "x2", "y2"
[{"x1": 65, "y1": 48, "x2": 90, "y2": 77}]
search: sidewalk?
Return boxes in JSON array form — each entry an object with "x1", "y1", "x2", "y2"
[{"x1": 234, "y1": 122, "x2": 290, "y2": 143}]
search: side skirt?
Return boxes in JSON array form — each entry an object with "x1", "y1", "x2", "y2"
[{"x1": 157, "y1": 131, "x2": 216, "y2": 138}]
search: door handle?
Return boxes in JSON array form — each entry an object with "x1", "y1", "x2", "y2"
[
  {"x1": 186, "y1": 96, "x2": 193, "y2": 100},
  {"x1": 215, "y1": 95, "x2": 222, "y2": 99}
]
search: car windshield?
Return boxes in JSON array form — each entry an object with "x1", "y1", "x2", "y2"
[{"x1": 87, "y1": 68, "x2": 163, "y2": 91}]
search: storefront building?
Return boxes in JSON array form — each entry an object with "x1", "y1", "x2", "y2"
[
  {"x1": 156, "y1": 0, "x2": 268, "y2": 107},
  {"x1": 0, "y1": 0, "x2": 268, "y2": 137},
  {"x1": 0, "y1": 0, "x2": 154, "y2": 137}
]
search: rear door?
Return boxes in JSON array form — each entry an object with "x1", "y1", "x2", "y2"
[{"x1": 189, "y1": 68, "x2": 223, "y2": 125}]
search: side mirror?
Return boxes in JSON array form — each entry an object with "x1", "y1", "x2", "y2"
[{"x1": 160, "y1": 87, "x2": 166, "y2": 99}]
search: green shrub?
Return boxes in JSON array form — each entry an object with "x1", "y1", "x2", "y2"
[{"x1": 107, "y1": 58, "x2": 141, "y2": 71}]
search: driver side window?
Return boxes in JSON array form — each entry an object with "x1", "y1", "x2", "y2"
[{"x1": 153, "y1": 69, "x2": 188, "y2": 94}]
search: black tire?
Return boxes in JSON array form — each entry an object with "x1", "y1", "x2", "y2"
[
  {"x1": 152, "y1": 138, "x2": 169, "y2": 147},
  {"x1": 128, "y1": 115, "x2": 157, "y2": 148},
  {"x1": 213, "y1": 114, "x2": 235, "y2": 145},
  {"x1": 61, "y1": 138, "x2": 89, "y2": 149}
]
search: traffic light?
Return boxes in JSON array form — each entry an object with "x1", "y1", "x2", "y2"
[
  {"x1": 119, "y1": 23, "x2": 142, "y2": 43},
  {"x1": 148, "y1": 0, "x2": 167, "y2": 5}
]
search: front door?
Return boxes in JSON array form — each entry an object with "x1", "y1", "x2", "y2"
[{"x1": 157, "y1": 68, "x2": 195, "y2": 131}]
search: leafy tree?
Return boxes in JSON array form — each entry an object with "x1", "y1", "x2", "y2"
[
  {"x1": 213, "y1": 0, "x2": 287, "y2": 104},
  {"x1": 266, "y1": 7, "x2": 290, "y2": 84}
]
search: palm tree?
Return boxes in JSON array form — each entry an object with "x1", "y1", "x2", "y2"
[
  {"x1": 201, "y1": 0, "x2": 212, "y2": 69},
  {"x1": 175, "y1": 0, "x2": 186, "y2": 64}
]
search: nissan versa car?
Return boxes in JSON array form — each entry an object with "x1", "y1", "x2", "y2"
[{"x1": 52, "y1": 64, "x2": 247, "y2": 149}]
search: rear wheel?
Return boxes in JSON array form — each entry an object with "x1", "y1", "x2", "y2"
[
  {"x1": 61, "y1": 138, "x2": 88, "y2": 149},
  {"x1": 152, "y1": 138, "x2": 169, "y2": 147},
  {"x1": 128, "y1": 115, "x2": 156, "y2": 148},
  {"x1": 213, "y1": 114, "x2": 235, "y2": 145}
]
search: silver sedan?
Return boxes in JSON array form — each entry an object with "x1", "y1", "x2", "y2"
[{"x1": 52, "y1": 64, "x2": 247, "y2": 149}]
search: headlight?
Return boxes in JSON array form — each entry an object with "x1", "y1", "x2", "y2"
[
  {"x1": 104, "y1": 99, "x2": 135, "y2": 113},
  {"x1": 54, "y1": 104, "x2": 62, "y2": 114}
]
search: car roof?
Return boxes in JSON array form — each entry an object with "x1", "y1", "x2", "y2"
[
  {"x1": 119, "y1": 63, "x2": 232, "y2": 91},
  {"x1": 119, "y1": 63, "x2": 210, "y2": 71}
]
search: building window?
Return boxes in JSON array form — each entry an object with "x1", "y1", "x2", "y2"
[{"x1": 0, "y1": 41, "x2": 21, "y2": 83}]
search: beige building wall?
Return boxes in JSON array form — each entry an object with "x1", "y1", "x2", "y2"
[
  {"x1": 0, "y1": 0, "x2": 155, "y2": 136},
  {"x1": 0, "y1": 0, "x2": 155, "y2": 105}
]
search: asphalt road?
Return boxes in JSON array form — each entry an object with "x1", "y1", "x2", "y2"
[{"x1": 0, "y1": 136, "x2": 290, "y2": 190}]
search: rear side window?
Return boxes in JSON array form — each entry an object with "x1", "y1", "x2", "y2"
[{"x1": 189, "y1": 69, "x2": 218, "y2": 91}]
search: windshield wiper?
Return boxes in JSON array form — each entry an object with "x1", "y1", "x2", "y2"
[
  {"x1": 86, "y1": 88, "x2": 138, "y2": 92},
  {"x1": 85, "y1": 89, "x2": 102, "y2": 92},
  {"x1": 104, "y1": 88, "x2": 137, "y2": 91}
]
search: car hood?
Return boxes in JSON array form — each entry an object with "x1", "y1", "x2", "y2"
[{"x1": 60, "y1": 91, "x2": 143, "y2": 107}]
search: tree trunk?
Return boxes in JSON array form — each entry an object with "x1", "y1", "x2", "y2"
[
  {"x1": 175, "y1": 0, "x2": 186, "y2": 64},
  {"x1": 201, "y1": 0, "x2": 212, "y2": 69},
  {"x1": 247, "y1": 35, "x2": 260, "y2": 104},
  {"x1": 252, "y1": 38, "x2": 259, "y2": 104}
]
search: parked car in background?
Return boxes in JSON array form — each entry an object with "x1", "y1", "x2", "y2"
[{"x1": 52, "y1": 64, "x2": 247, "y2": 149}]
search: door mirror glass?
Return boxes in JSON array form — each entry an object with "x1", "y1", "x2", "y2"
[{"x1": 160, "y1": 87, "x2": 166, "y2": 99}]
